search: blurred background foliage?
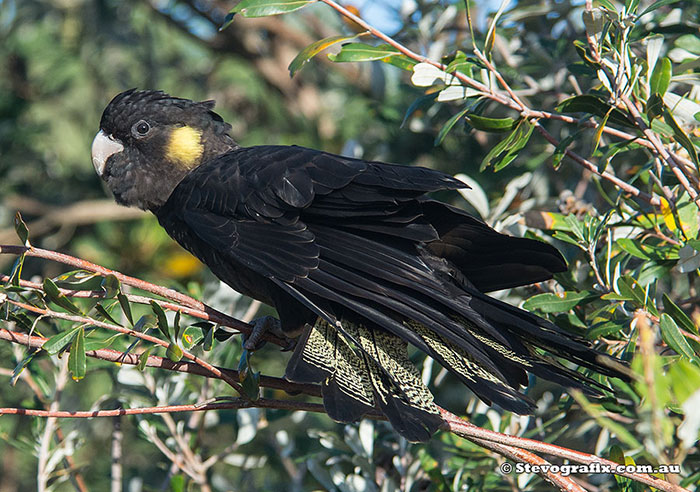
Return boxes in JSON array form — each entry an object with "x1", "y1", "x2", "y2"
[{"x1": 1, "y1": 0, "x2": 699, "y2": 490}]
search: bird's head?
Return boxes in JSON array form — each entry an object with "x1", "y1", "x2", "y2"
[{"x1": 92, "y1": 89, "x2": 237, "y2": 210}]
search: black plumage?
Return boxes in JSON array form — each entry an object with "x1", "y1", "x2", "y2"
[{"x1": 93, "y1": 90, "x2": 629, "y2": 442}]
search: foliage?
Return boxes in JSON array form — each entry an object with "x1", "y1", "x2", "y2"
[{"x1": 1, "y1": 0, "x2": 699, "y2": 490}]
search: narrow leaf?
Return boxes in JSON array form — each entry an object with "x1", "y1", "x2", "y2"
[
  {"x1": 84, "y1": 333, "x2": 122, "y2": 352},
  {"x1": 68, "y1": 327, "x2": 86, "y2": 380},
  {"x1": 329, "y1": 43, "x2": 415, "y2": 70},
  {"x1": 41, "y1": 326, "x2": 80, "y2": 355},
  {"x1": 150, "y1": 301, "x2": 172, "y2": 342},
  {"x1": 117, "y1": 293, "x2": 134, "y2": 326},
  {"x1": 11, "y1": 351, "x2": 36, "y2": 386},
  {"x1": 14, "y1": 212, "x2": 30, "y2": 246},
  {"x1": 557, "y1": 95, "x2": 636, "y2": 128},
  {"x1": 400, "y1": 92, "x2": 438, "y2": 128},
  {"x1": 288, "y1": 35, "x2": 358, "y2": 77},
  {"x1": 650, "y1": 57, "x2": 672, "y2": 96},
  {"x1": 173, "y1": 310, "x2": 183, "y2": 343},
  {"x1": 93, "y1": 304, "x2": 123, "y2": 326},
  {"x1": 646, "y1": 93, "x2": 665, "y2": 121},
  {"x1": 638, "y1": 0, "x2": 681, "y2": 17},
  {"x1": 663, "y1": 108, "x2": 699, "y2": 168},
  {"x1": 659, "y1": 314, "x2": 697, "y2": 361},
  {"x1": 101, "y1": 275, "x2": 120, "y2": 299},
  {"x1": 137, "y1": 348, "x2": 153, "y2": 371},
  {"x1": 464, "y1": 114, "x2": 516, "y2": 133},
  {"x1": 43, "y1": 278, "x2": 82, "y2": 315},
  {"x1": 522, "y1": 291, "x2": 595, "y2": 313},
  {"x1": 435, "y1": 107, "x2": 470, "y2": 145},
  {"x1": 662, "y1": 293, "x2": 697, "y2": 334},
  {"x1": 229, "y1": 0, "x2": 314, "y2": 18}
]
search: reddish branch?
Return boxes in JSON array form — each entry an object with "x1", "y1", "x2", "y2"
[
  {"x1": 0, "y1": 400, "x2": 328, "y2": 418},
  {"x1": 0, "y1": 327, "x2": 321, "y2": 398},
  {"x1": 0, "y1": 244, "x2": 286, "y2": 347},
  {"x1": 3, "y1": 296, "x2": 244, "y2": 394}
]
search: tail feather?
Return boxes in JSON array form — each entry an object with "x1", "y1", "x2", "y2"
[{"x1": 286, "y1": 319, "x2": 443, "y2": 442}]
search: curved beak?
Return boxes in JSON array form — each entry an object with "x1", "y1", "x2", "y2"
[{"x1": 91, "y1": 130, "x2": 124, "y2": 176}]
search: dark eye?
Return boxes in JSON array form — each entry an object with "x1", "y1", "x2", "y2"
[{"x1": 133, "y1": 120, "x2": 150, "y2": 136}]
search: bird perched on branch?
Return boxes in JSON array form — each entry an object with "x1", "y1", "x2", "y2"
[{"x1": 92, "y1": 89, "x2": 629, "y2": 442}]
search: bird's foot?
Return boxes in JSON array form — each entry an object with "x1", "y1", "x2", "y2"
[{"x1": 243, "y1": 316, "x2": 295, "y2": 351}]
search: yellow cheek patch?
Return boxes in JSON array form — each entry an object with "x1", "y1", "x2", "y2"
[{"x1": 166, "y1": 126, "x2": 204, "y2": 168}]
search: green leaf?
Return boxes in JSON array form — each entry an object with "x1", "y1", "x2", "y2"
[
  {"x1": 84, "y1": 333, "x2": 122, "y2": 352},
  {"x1": 435, "y1": 107, "x2": 470, "y2": 145},
  {"x1": 101, "y1": 275, "x2": 120, "y2": 299},
  {"x1": 596, "y1": 0, "x2": 617, "y2": 11},
  {"x1": 117, "y1": 293, "x2": 134, "y2": 326},
  {"x1": 170, "y1": 474, "x2": 186, "y2": 492},
  {"x1": 646, "y1": 93, "x2": 665, "y2": 121},
  {"x1": 650, "y1": 57, "x2": 672, "y2": 96},
  {"x1": 557, "y1": 95, "x2": 636, "y2": 128},
  {"x1": 445, "y1": 53, "x2": 479, "y2": 76},
  {"x1": 551, "y1": 131, "x2": 581, "y2": 169},
  {"x1": 173, "y1": 310, "x2": 183, "y2": 343},
  {"x1": 522, "y1": 291, "x2": 596, "y2": 313},
  {"x1": 181, "y1": 326, "x2": 204, "y2": 349},
  {"x1": 238, "y1": 351, "x2": 261, "y2": 399},
  {"x1": 14, "y1": 212, "x2": 30, "y2": 246},
  {"x1": 593, "y1": 107, "x2": 613, "y2": 158},
  {"x1": 10, "y1": 351, "x2": 36, "y2": 386},
  {"x1": 6, "y1": 254, "x2": 26, "y2": 287},
  {"x1": 588, "y1": 320, "x2": 629, "y2": 339},
  {"x1": 662, "y1": 293, "x2": 697, "y2": 335},
  {"x1": 229, "y1": 0, "x2": 314, "y2": 18},
  {"x1": 668, "y1": 360, "x2": 700, "y2": 402},
  {"x1": 55, "y1": 271, "x2": 103, "y2": 291},
  {"x1": 329, "y1": 43, "x2": 415, "y2": 70},
  {"x1": 464, "y1": 114, "x2": 516, "y2": 133},
  {"x1": 43, "y1": 326, "x2": 82, "y2": 355},
  {"x1": 93, "y1": 304, "x2": 123, "y2": 326},
  {"x1": 663, "y1": 108, "x2": 699, "y2": 168},
  {"x1": 659, "y1": 314, "x2": 698, "y2": 362},
  {"x1": 43, "y1": 278, "x2": 82, "y2": 315},
  {"x1": 203, "y1": 324, "x2": 215, "y2": 351},
  {"x1": 609, "y1": 445, "x2": 625, "y2": 465},
  {"x1": 615, "y1": 276, "x2": 659, "y2": 316},
  {"x1": 288, "y1": 35, "x2": 358, "y2": 77},
  {"x1": 480, "y1": 118, "x2": 534, "y2": 172},
  {"x1": 134, "y1": 314, "x2": 155, "y2": 333},
  {"x1": 150, "y1": 301, "x2": 172, "y2": 342},
  {"x1": 137, "y1": 347, "x2": 152, "y2": 371},
  {"x1": 638, "y1": 0, "x2": 681, "y2": 17},
  {"x1": 68, "y1": 327, "x2": 86, "y2": 380},
  {"x1": 400, "y1": 92, "x2": 438, "y2": 128},
  {"x1": 166, "y1": 342, "x2": 183, "y2": 363},
  {"x1": 616, "y1": 238, "x2": 651, "y2": 260}
]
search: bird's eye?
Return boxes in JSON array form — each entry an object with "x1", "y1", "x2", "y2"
[{"x1": 133, "y1": 120, "x2": 151, "y2": 136}]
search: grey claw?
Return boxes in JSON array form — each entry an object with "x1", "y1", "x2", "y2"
[{"x1": 243, "y1": 316, "x2": 281, "y2": 351}]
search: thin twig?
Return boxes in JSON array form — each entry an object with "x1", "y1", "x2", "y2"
[
  {"x1": 4, "y1": 298, "x2": 245, "y2": 394},
  {"x1": 0, "y1": 245, "x2": 286, "y2": 347},
  {"x1": 0, "y1": 327, "x2": 322, "y2": 397}
]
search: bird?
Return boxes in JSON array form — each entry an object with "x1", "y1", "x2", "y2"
[{"x1": 92, "y1": 89, "x2": 629, "y2": 442}]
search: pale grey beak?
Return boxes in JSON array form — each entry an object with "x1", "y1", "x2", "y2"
[{"x1": 91, "y1": 130, "x2": 124, "y2": 176}]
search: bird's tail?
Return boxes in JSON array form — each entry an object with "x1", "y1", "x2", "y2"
[
  {"x1": 285, "y1": 318, "x2": 444, "y2": 442},
  {"x1": 285, "y1": 301, "x2": 630, "y2": 442}
]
